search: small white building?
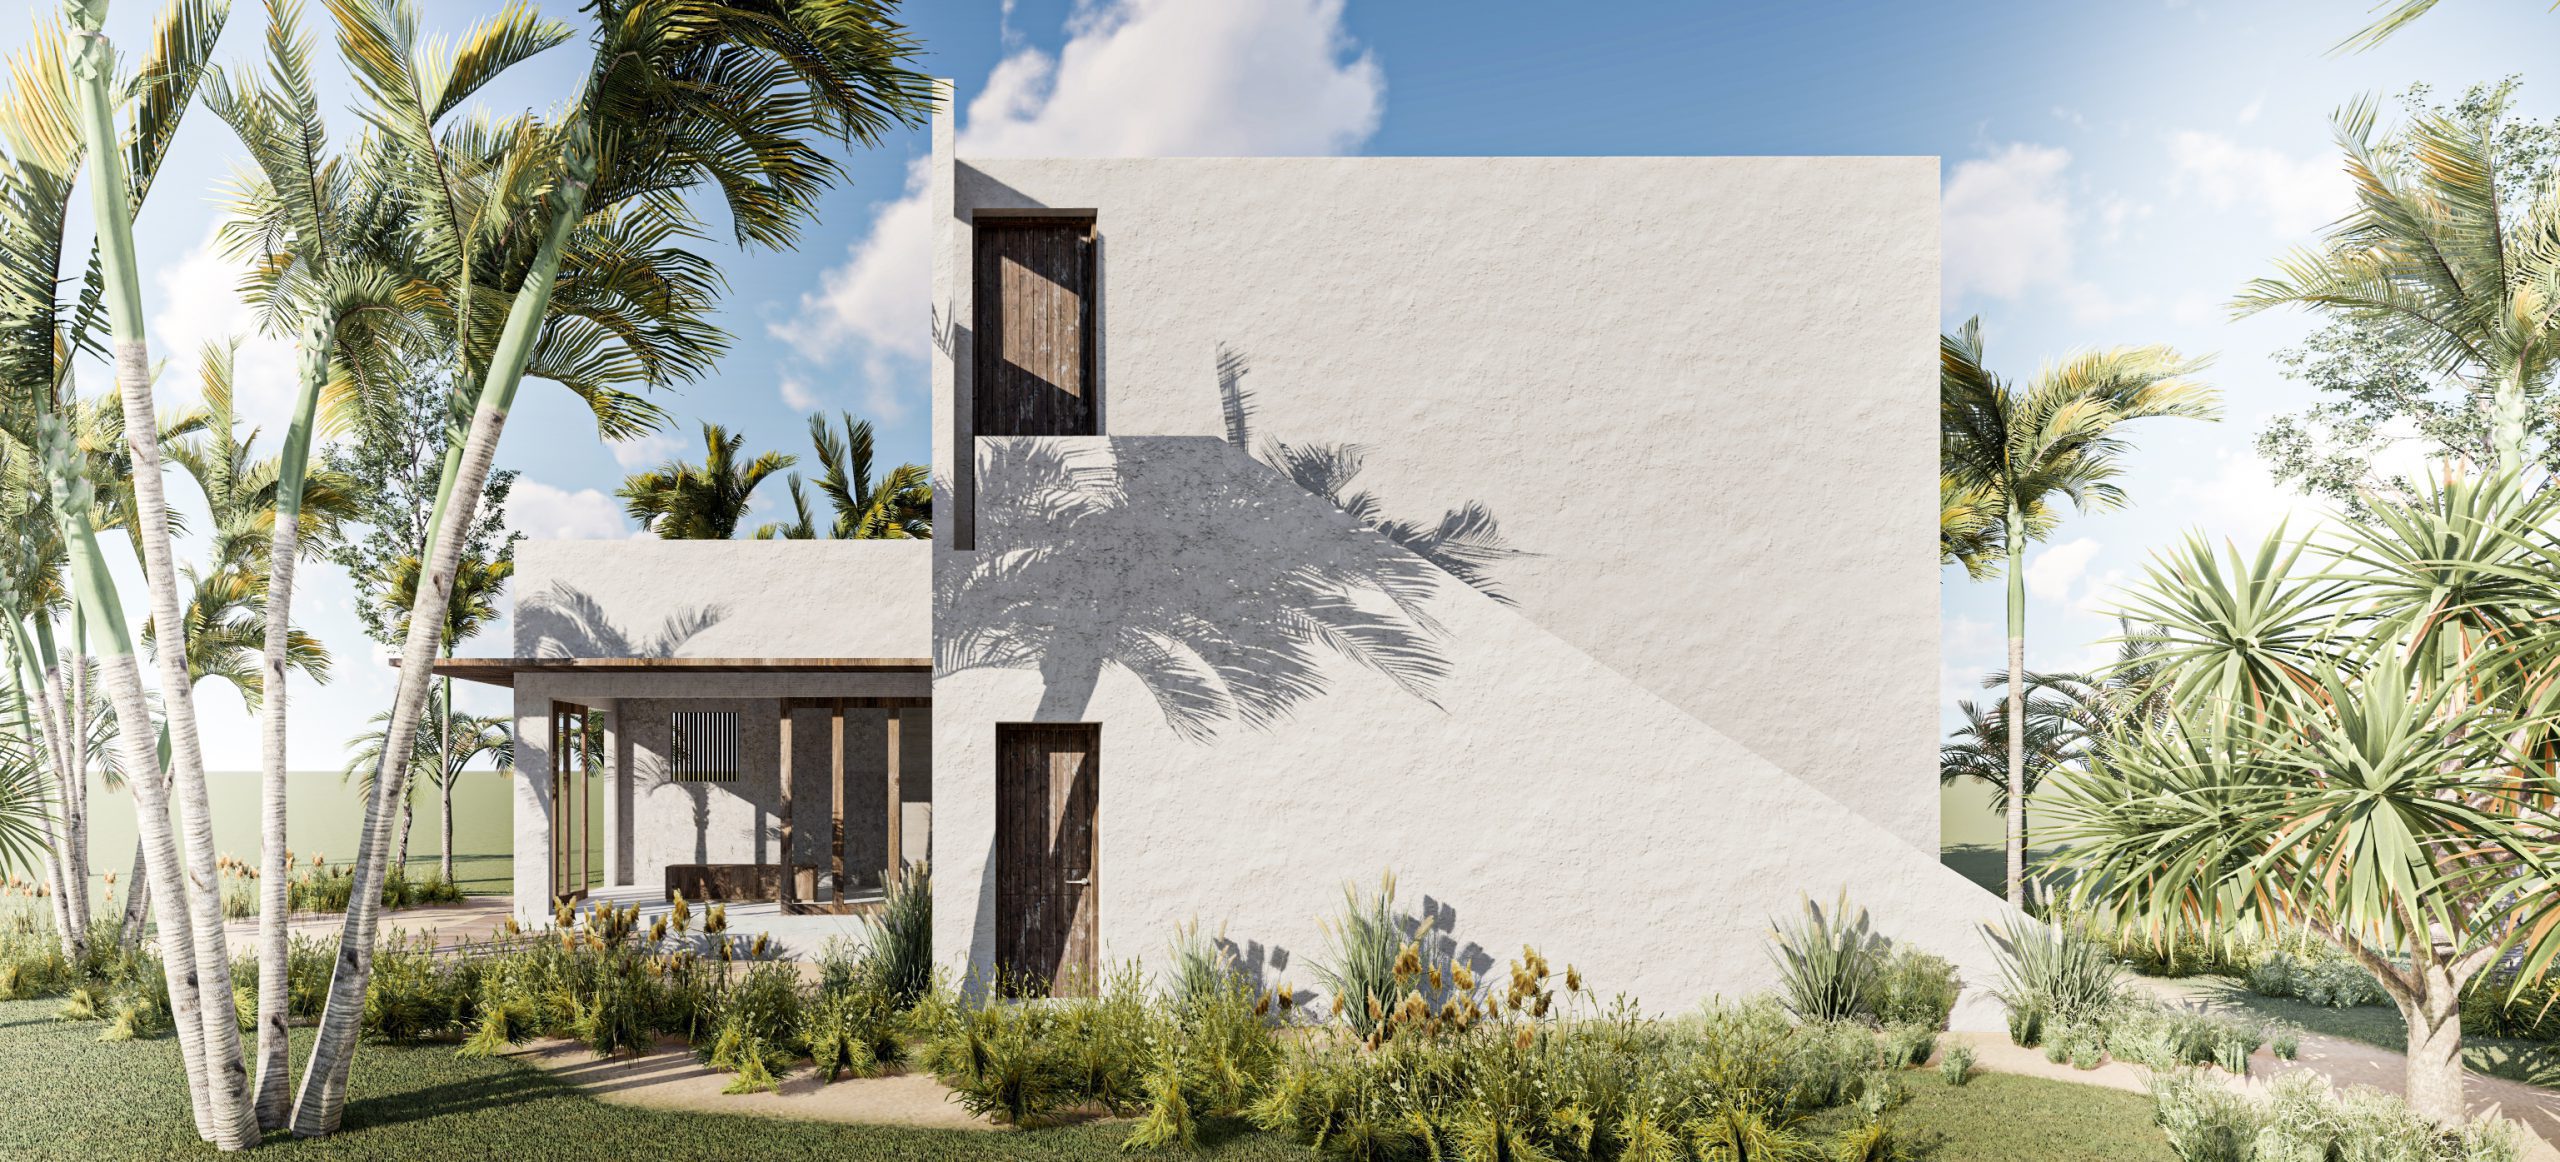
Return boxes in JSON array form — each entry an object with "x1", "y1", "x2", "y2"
[{"x1": 456, "y1": 95, "x2": 2014, "y2": 1025}]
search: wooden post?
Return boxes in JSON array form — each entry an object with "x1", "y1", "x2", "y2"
[
  {"x1": 777, "y1": 701, "x2": 795, "y2": 907},
  {"x1": 884, "y1": 707, "x2": 903, "y2": 894},
  {"x1": 830, "y1": 701, "x2": 846, "y2": 903}
]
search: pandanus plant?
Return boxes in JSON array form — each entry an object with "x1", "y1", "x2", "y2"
[{"x1": 2046, "y1": 471, "x2": 2560, "y2": 1123}]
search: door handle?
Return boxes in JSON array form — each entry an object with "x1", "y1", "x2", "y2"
[{"x1": 1063, "y1": 877, "x2": 1090, "y2": 886}]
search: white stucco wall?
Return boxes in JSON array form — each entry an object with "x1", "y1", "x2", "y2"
[
  {"x1": 925, "y1": 130, "x2": 1986, "y2": 1019},
  {"x1": 511, "y1": 539, "x2": 930, "y2": 660},
  {"x1": 937, "y1": 153, "x2": 1940, "y2": 850}
]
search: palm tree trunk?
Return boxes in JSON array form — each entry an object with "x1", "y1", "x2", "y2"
[
  {"x1": 66, "y1": 12, "x2": 256, "y2": 1146},
  {"x1": 2492, "y1": 361, "x2": 2527, "y2": 479},
  {"x1": 291, "y1": 134, "x2": 595, "y2": 1139},
  {"x1": 63, "y1": 615, "x2": 91, "y2": 939},
  {"x1": 253, "y1": 316, "x2": 327, "y2": 1129},
  {"x1": 118, "y1": 724, "x2": 170, "y2": 953},
  {"x1": 2004, "y1": 511, "x2": 2028, "y2": 908},
  {"x1": 34, "y1": 655, "x2": 88, "y2": 947},
  {"x1": 11, "y1": 627, "x2": 80, "y2": 952},
  {"x1": 440, "y1": 778, "x2": 455, "y2": 883}
]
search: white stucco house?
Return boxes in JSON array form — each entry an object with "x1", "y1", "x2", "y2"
[{"x1": 451, "y1": 92, "x2": 2014, "y2": 1025}]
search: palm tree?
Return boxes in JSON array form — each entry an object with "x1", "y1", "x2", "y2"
[
  {"x1": 381, "y1": 552, "x2": 509, "y2": 875},
  {"x1": 2330, "y1": 1, "x2": 2555, "y2": 53},
  {"x1": 2050, "y1": 474, "x2": 2560, "y2": 1122},
  {"x1": 1940, "y1": 317, "x2": 2217, "y2": 906},
  {"x1": 754, "y1": 412, "x2": 929, "y2": 539},
  {"x1": 48, "y1": 0, "x2": 261, "y2": 1143},
  {"x1": 2236, "y1": 96, "x2": 2560, "y2": 478},
  {"x1": 1942, "y1": 626, "x2": 2173, "y2": 868},
  {"x1": 293, "y1": 3, "x2": 933, "y2": 1136},
  {"x1": 342, "y1": 685, "x2": 511, "y2": 884},
  {"x1": 620, "y1": 423, "x2": 796, "y2": 539},
  {"x1": 1939, "y1": 476, "x2": 2001, "y2": 579}
]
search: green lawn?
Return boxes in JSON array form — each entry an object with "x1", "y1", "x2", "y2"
[
  {"x1": 0, "y1": 997, "x2": 2178, "y2": 1160},
  {"x1": 2170, "y1": 978, "x2": 2560, "y2": 1089}
]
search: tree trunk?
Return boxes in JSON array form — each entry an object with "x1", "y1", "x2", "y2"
[
  {"x1": 2491, "y1": 363, "x2": 2527, "y2": 479},
  {"x1": 119, "y1": 725, "x2": 170, "y2": 952},
  {"x1": 253, "y1": 314, "x2": 327, "y2": 1128},
  {"x1": 7, "y1": 640, "x2": 78, "y2": 957},
  {"x1": 2400, "y1": 973, "x2": 2467, "y2": 1125},
  {"x1": 2004, "y1": 510, "x2": 2028, "y2": 908},
  {"x1": 291, "y1": 133, "x2": 595, "y2": 1138},
  {"x1": 66, "y1": 12, "x2": 256, "y2": 1145},
  {"x1": 440, "y1": 780, "x2": 455, "y2": 883},
  {"x1": 20, "y1": 625, "x2": 87, "y2": 958},
  {"x1": 63, "y1": 625, "x2": 91, "y2": 940}
]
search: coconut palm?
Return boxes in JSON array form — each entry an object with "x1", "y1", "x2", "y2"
[
  {"x1": 620, "y1": 422, "x2": 795, "y2": 539},
  {"x1": 2235, "y1": 96, "x2": 2560, "y2": 479},
  {"x1": 2048, "y1": 472, "x2": 2560, "y2": 1123},
  {"x1": 753, "y1": 411, "x2": 929, "y2": 539},
  {"x1": 2331, "y1": 1, "x2": 2557, "y2": 53},
  {"x1": 1940, "y1": 317, "x2": 2218, "y2": 906}
]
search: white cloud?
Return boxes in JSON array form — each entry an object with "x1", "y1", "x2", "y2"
[
  {"x1": 2168, "y1": 131, "x2": 2349, "y2": 237},
  {"x1": 780, "y1": 374, "x2": 820, "y2": 412},
  {"x1": 609, "y1": 431, "x2": 681, "y2": 470},
  {"x1": 2169, "y1": 448, "x2": 2338, "y2": 546},
  {"x1": 1942, "y1": 144, "x2": 2075, "y2": 301},
  {"x1": 510, "y1": 479, "x2": 633, "y2": 540},
  {"x1": 151, "y1": 228, "x2": 297, "y2": 434},
  {"x1": 775, "y1": 0, "x2": 1386, "y2": 410},
  {"x1": 2025, "y1": 536, "x2": 2101, "y2": 602}
]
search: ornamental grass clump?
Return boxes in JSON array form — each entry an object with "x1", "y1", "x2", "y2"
[
  {"x1": 1987, "y1": 914, "x2": 2123, "y2": 1043},
  {"x1": 1769, "y1": 892, "x2": 1884, "y2": 1024}
]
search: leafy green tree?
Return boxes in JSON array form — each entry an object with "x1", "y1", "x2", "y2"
[
  {"x1": 753, "y1": 411, "x2": 929, "y2": 539},
  {"x1": 2241, "y1": 82, "x2": 2560, "y2": 489},
  {"x1": 620, "y1": 422, "x2": 795, "y2": 539},
  {"x1": 2047, "y1": 474, "x2": 2560, "y2": 1123},
  {"x1": 1940, "y1": 317, "x2": 2217, "y2": 906}
]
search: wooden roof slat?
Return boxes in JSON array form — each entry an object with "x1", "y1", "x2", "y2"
[{"x1": 419, "y1": 657, "x2": 933, "y2": 688}]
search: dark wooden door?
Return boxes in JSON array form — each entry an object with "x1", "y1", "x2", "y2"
[
  {"x1": 995, "y1": 724, "x2": 1098, "y2": 995},
  {"x1": 973, "y1": 220, "x2": 1096, "y2": 436}
]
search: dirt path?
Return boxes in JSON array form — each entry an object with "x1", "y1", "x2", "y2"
[
  {"x1": 2132, "y1": 978, "x2": 2560, "y2": 1159},
  {"x1": 512, "y1": 1038, "x2": 1001, "y2": 1131}
]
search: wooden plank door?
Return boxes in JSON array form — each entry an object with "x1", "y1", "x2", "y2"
[
  {"x1": 995, "y1": 724, "x2": 1098, "y2": 995},
  {"x1": 973, "y1": 220, "x2": 1096, "y2": 437}
]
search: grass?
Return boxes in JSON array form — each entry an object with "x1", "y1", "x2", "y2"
[
  {"x1": 0, "y1": 994, "x2": 2183, "y2": 1160},
  {"x1": 2174, "y1": 977, "x2": 2560, "y2": 1088},
  {"x1": 0, "y1": 997, "x2": 1298, "y2": 1160},
  {"x1": 1811, "y1": 1071, "x2": 2176, "y2": 1162}
]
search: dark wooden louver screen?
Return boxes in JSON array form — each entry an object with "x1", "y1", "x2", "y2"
[{"x1": 973, "y1": 220, "x2": 1096, "y2": 437}]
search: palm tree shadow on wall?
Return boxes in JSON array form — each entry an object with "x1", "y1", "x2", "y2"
[
  {"x1": 938, "y1": 348, "x2": 1529, "y2": 741},
  {"x1": 514, "y1": 583, "x2": 730, "y2": 870}
]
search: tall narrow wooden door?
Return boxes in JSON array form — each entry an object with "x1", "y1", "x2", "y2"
[
  {"x1": 995, "y1": 724, "x2": 1098, "y2": 996},
  {"x1": 973, "y1": 220, "x2": 1096, "y2": 436}
]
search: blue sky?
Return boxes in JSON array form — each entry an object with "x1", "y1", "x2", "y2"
[{"x1": 11, "y1": 1, "x2": 2557, "y2": 816}]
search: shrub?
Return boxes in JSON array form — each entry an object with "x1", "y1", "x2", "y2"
[
  {"x1": 364, "y1": 934, "x2": 478, "y2": 1043},
  {"x1": 859, "y1": 862, "x2": 932, "y2": 1009},
  {"x1": 1938, "y1": 1042, "x2": 1974, "y2": 1085},
  {"x1": 1769, "y1": 892, "x2": 1884, "y2": 1024},
  {"x1": 2151, "y1": 1068, "x2": 2260, "y2": 1162},
  {"x1": 2461, "y1": 969, "x2": 2560, "y2": 1042},
  {"x1": 1879, "y1": 1022, "x2": 1936, "y2": 1068},
  {"x1": 1313, "y1": 873, "x2": 1415, "y2": 1038},
  {"x1": 2246, "y1": 948, "x2": 2389, "y2": 1009},
  {"x1": 1869, "y1": 946, "x2": 1961, "y2": 1030},
  {"x1": 1988, "y1": 915, "x2": 2124, "y2": 1032},
  {"x1": 2268, "y1": 1023, "x2": 2301, "y2": 1061}
]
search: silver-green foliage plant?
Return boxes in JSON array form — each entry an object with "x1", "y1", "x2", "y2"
[
  {"x1": 1938, "y1": 1042, "x2": 1974, "y2": 1086},
  {"x1": 1986, "y1": 914, "x2": 2124, "y2": 1037},
  {"x1": 1768, "y1": 891, "x2": 1883, "y2": 1024}
]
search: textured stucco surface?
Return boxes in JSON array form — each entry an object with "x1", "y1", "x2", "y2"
[
  {"x1": 511, "y1": 539, "x2": 930, "y2": 660},
  {"x1": 932, "y1": 438, "x2": 2009, "y2": 1026},
  {"x1": 938, "y1": 154, "x2": 1940, "y2": 850}
]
